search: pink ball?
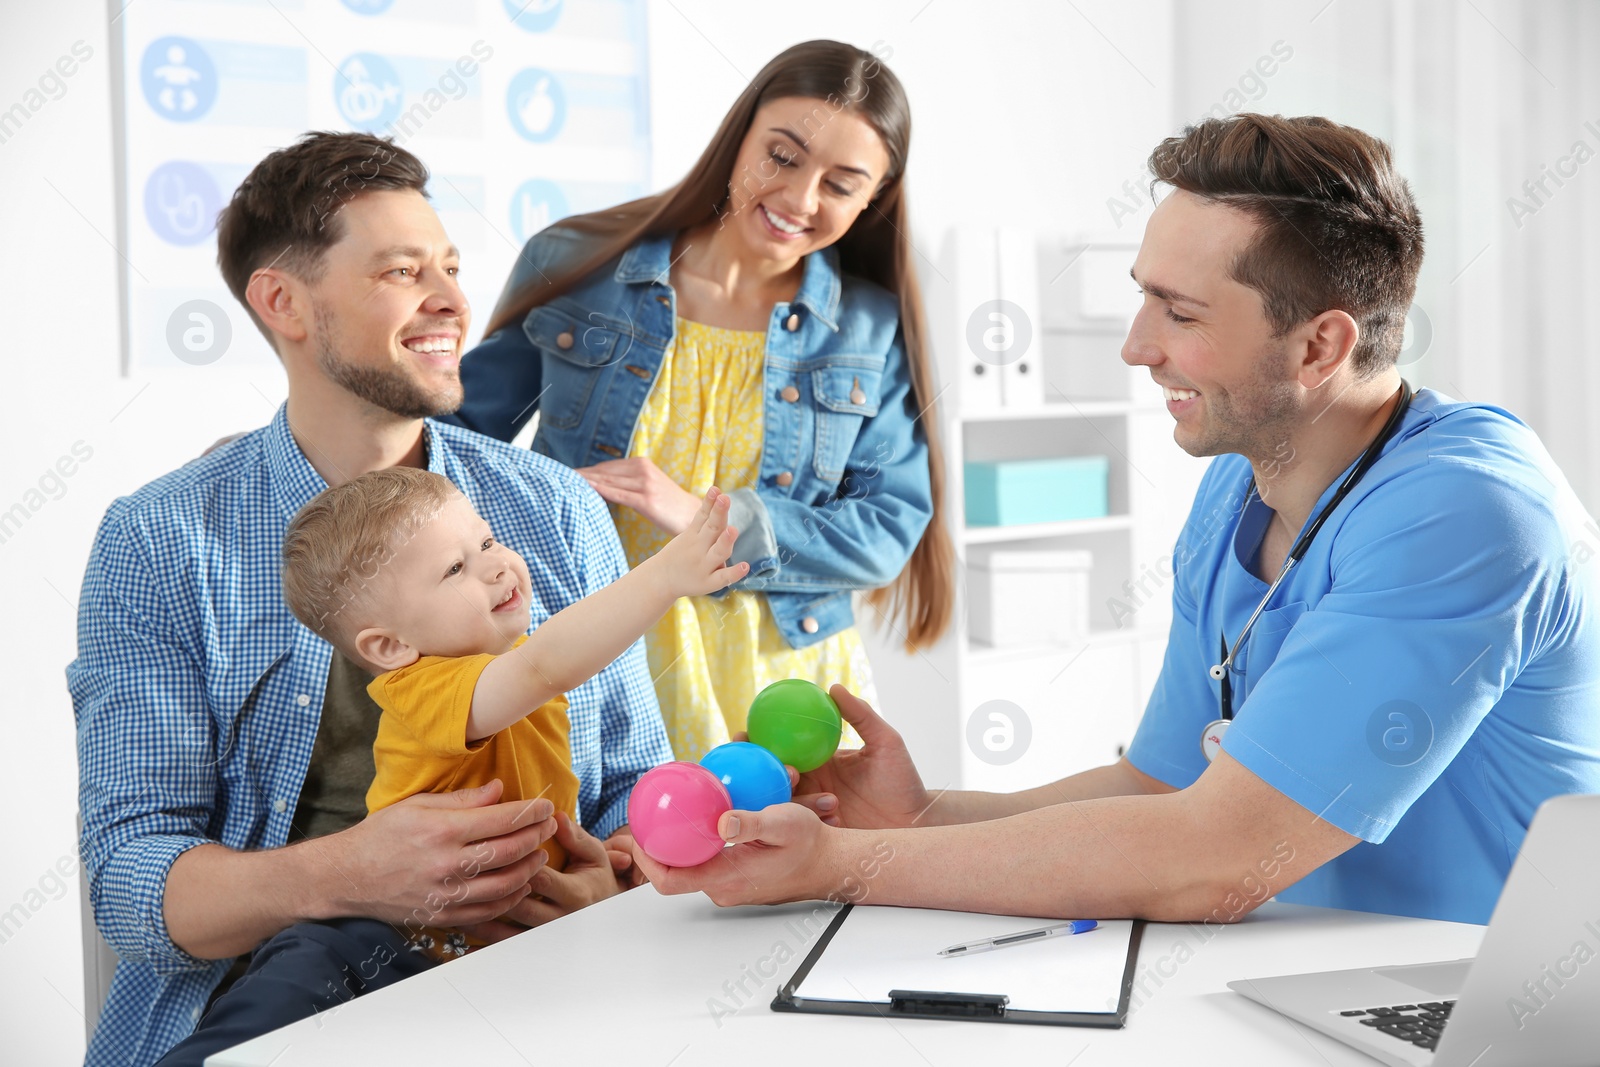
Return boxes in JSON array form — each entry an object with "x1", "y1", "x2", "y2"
[{"x1": 627, "y1": 762, "x2": 732, "y2": 867}]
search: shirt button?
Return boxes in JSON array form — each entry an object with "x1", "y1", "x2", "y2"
[
  {"x1": 785, "y1": 313, "x2": 800, "y2": 332},
  {"x1": 273, "y1": 799, "x2": 287, "y2": 813},
  {"x1": 775, "y1": 471, "x2": 793, "y2": 487},
  {"x1": 556, "y1": 330, "x2": 574, "y2": 349},
  {"x1": 780, "y1": 385, "x2": 800, "y2": 403},
  {"x1": 192, "y1": 1006, "x2": 202, "y2": 1022},
  {"x1": 296, "y1": 694, "x2": 311, "y2": 707},
  {"x1": 801, "y1": 617, "x2": 819, "y2": 634}
]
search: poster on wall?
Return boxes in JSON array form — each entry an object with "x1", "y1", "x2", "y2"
[{"x1": 115, "y1": 0, "x2": 650, "y2": 373}]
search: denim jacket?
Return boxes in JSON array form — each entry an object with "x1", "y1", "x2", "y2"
[{"x1": 450, "y1": 229, "x2": 933, "y2": 648}]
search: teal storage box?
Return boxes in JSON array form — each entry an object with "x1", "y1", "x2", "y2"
[{"x1": 964, "y1": 456, "x2": 1110, "y2": 526}]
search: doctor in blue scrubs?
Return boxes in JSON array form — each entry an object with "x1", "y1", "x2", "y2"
[{"x1": 637, "y1": 113, "x2": 1600, "y2": 928}]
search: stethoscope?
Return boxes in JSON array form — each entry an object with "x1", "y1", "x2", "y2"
[{"x1": 1199, "y1": 380, "x2": 1413, "y2": 763}]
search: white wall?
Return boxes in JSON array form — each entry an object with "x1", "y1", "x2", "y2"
[
  {"x1": 646, "y1": 1, "x2": 1174, "y2": 243},
  {"x1": 1166, "y1": 0, "x2": 1599, "y2": 517}
]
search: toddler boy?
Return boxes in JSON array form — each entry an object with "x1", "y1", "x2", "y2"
[{"x1": 281, "y1": 466, "x2": 745, "y2": 954}]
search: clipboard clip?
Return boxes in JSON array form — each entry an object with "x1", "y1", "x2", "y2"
[{"x1": 888, "y1": 989, "x2": 1010, "y2": 1019}]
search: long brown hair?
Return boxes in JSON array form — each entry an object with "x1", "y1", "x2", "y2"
[{"x1": 486, "y1": 40, "x2": 953, "y2": 649}]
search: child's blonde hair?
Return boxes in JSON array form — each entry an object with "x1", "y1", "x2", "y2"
[{"x1": 282, "y1": 467, "x2": 458, "y2": 656}]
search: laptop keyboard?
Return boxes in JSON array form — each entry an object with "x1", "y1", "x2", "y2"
[{"x1": 1339, "y1": 1001, "x2": 1455, "y2": 1052}]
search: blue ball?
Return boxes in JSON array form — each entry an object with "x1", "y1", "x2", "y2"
[{"x1": 699, "y1": 742, "x2": 792, "y2": 812}]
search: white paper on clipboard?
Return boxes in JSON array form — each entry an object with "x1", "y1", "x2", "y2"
[{"x1": 790, "y1": 907, "x2": 1137, "y2": 1014}]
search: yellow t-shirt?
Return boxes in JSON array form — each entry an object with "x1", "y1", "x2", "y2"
[
  {"x1": 366, "y1": 635, "x2": 578, "y2": 874},
  {"x1": 614, "y1": 318, "x2": 873, "y2": 763}
]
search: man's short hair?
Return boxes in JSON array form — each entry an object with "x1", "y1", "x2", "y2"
[
  {"x1": 281, "y1": 466, "x2": 457, "y2": 659},
  {"x1": 1148, "y1": 114, "x2": 1425, "y2": 377},
  {"x1": 216, "y1": 131, "x2": 430, "y2": 343}
]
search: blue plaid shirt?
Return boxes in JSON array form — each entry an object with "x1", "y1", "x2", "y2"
[{"x1": 68, "y1": 405, "x2": 670, "y2": 1067}]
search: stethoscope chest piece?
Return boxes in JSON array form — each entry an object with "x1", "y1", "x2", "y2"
[{"x1": 1200, "y1": 719, "x2": 1230, "y2": 763}]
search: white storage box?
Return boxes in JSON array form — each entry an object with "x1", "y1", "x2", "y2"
[{"x1": 967, "y1": 549, "x2": 1093, "y2": 647}]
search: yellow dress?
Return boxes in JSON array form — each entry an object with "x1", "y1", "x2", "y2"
[{"x1": 614, "y1": 318, "x2": 873, "y2": 762}]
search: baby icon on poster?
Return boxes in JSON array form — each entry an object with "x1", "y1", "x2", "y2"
[{"x1": 140, "y1": 36, "x2": 217, "y2": 122}]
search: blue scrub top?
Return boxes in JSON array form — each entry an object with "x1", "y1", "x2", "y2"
[{"x1": 1126, "y1": 388, "x2": 1600, "y2": 925}]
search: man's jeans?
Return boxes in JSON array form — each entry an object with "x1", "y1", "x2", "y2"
[{"x1": 153, "y1": 918, "x2": 433, "y2": 1066}]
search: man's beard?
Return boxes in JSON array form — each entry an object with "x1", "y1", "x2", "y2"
[
  {"x1": 314, "y1": 308, "x2": 462, "y2": 420},
  {"x1": 1180, "y1": 340, "x2": 1299, "y2": 462}
]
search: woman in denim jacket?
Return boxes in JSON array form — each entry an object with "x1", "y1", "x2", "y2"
[{"x1": 452, "y1": 40, "x2": 954, "y2": 760}]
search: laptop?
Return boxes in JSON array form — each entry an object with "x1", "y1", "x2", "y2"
[{"x1": 1228, "y1": 793, "x2": 1600, "y2": 1067}]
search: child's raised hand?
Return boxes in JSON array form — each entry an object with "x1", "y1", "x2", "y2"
[{"x1": 654, "y1": 487, "x2": 749, "y2": 596}]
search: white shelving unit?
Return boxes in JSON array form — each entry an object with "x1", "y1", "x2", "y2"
[{"x1": 862, "y1": 230, "x2": 1208, "y2": 795}]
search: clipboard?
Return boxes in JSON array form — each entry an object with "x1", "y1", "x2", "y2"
[{"x1": 772, "y1": 904, "x2": 1145, "y2": 1028}]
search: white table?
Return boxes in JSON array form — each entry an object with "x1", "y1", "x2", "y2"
[{"x1": 209, "y1": 890, "x2": 1484, "y2": 1066}]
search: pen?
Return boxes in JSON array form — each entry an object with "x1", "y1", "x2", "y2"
[{"x1": 937, "y1": 919, "x2": 1098, "y2": 957}]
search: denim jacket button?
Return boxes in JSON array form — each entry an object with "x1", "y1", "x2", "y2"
[
  {"x1": 556, "y1": 331, "x2": 574, "y2": 349},
  {"x1": 780, "y1": 385, "x2": 800, "y2": 403},
  {"x1": 785, "y1": 313, "x2": 800, "y2": 331},
  {"x1": 775, "y1": 471, "x2": 794, "y2": 487},
  {"x1": 801, "y1": 616, "x2": 819, "y2": 634},
  {"x1": 655, "y1": 295, "x2": 670, "y2": 306},
  {"x1": 597, "y1": 444, "x2": 622, "y2": 457}
]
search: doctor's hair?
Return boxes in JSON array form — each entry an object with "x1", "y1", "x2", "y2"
[
  {"x1": 1147, "y1": 114, "x2": 1425, "y2": 378},
  {"x1": 482, "y1": 39, "x2": 954, "y2": 650},
  {"x1": 281, "y1": 466, "x2": 457, "y2": 660},
  {"x1": 216, "y1": 131, "x2": 431, "y2": 346}
]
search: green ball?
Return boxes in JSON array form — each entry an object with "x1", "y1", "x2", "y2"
[{"x1": 747, "y1": 679, "x2": 842, "y2": 773}]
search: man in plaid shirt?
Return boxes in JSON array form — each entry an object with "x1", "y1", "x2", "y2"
[{"x1": 68, "y1": 132, "x2": 671, "y2": 1066}]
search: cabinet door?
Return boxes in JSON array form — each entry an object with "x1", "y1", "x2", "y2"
[
  {"x1": 940, "y1": 228, "x2": 1004, "y2": 412},
  {"x1": 958, "y1": 640, "x2": 1139, "y2": 793},
  {"x1": 996, "y1": 227, "x2": 1044, "y2": 408}
]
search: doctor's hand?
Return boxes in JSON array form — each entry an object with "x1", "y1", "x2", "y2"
[
  {"x1": 634, "y1": 804, "x2": 848, "y2": 906},
  {"x1": 788, "y1": 685, "x2": 935, "y2": 831},
  {"x1": 576, "y1": 457, "x2": 702, "y2": 535}
]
